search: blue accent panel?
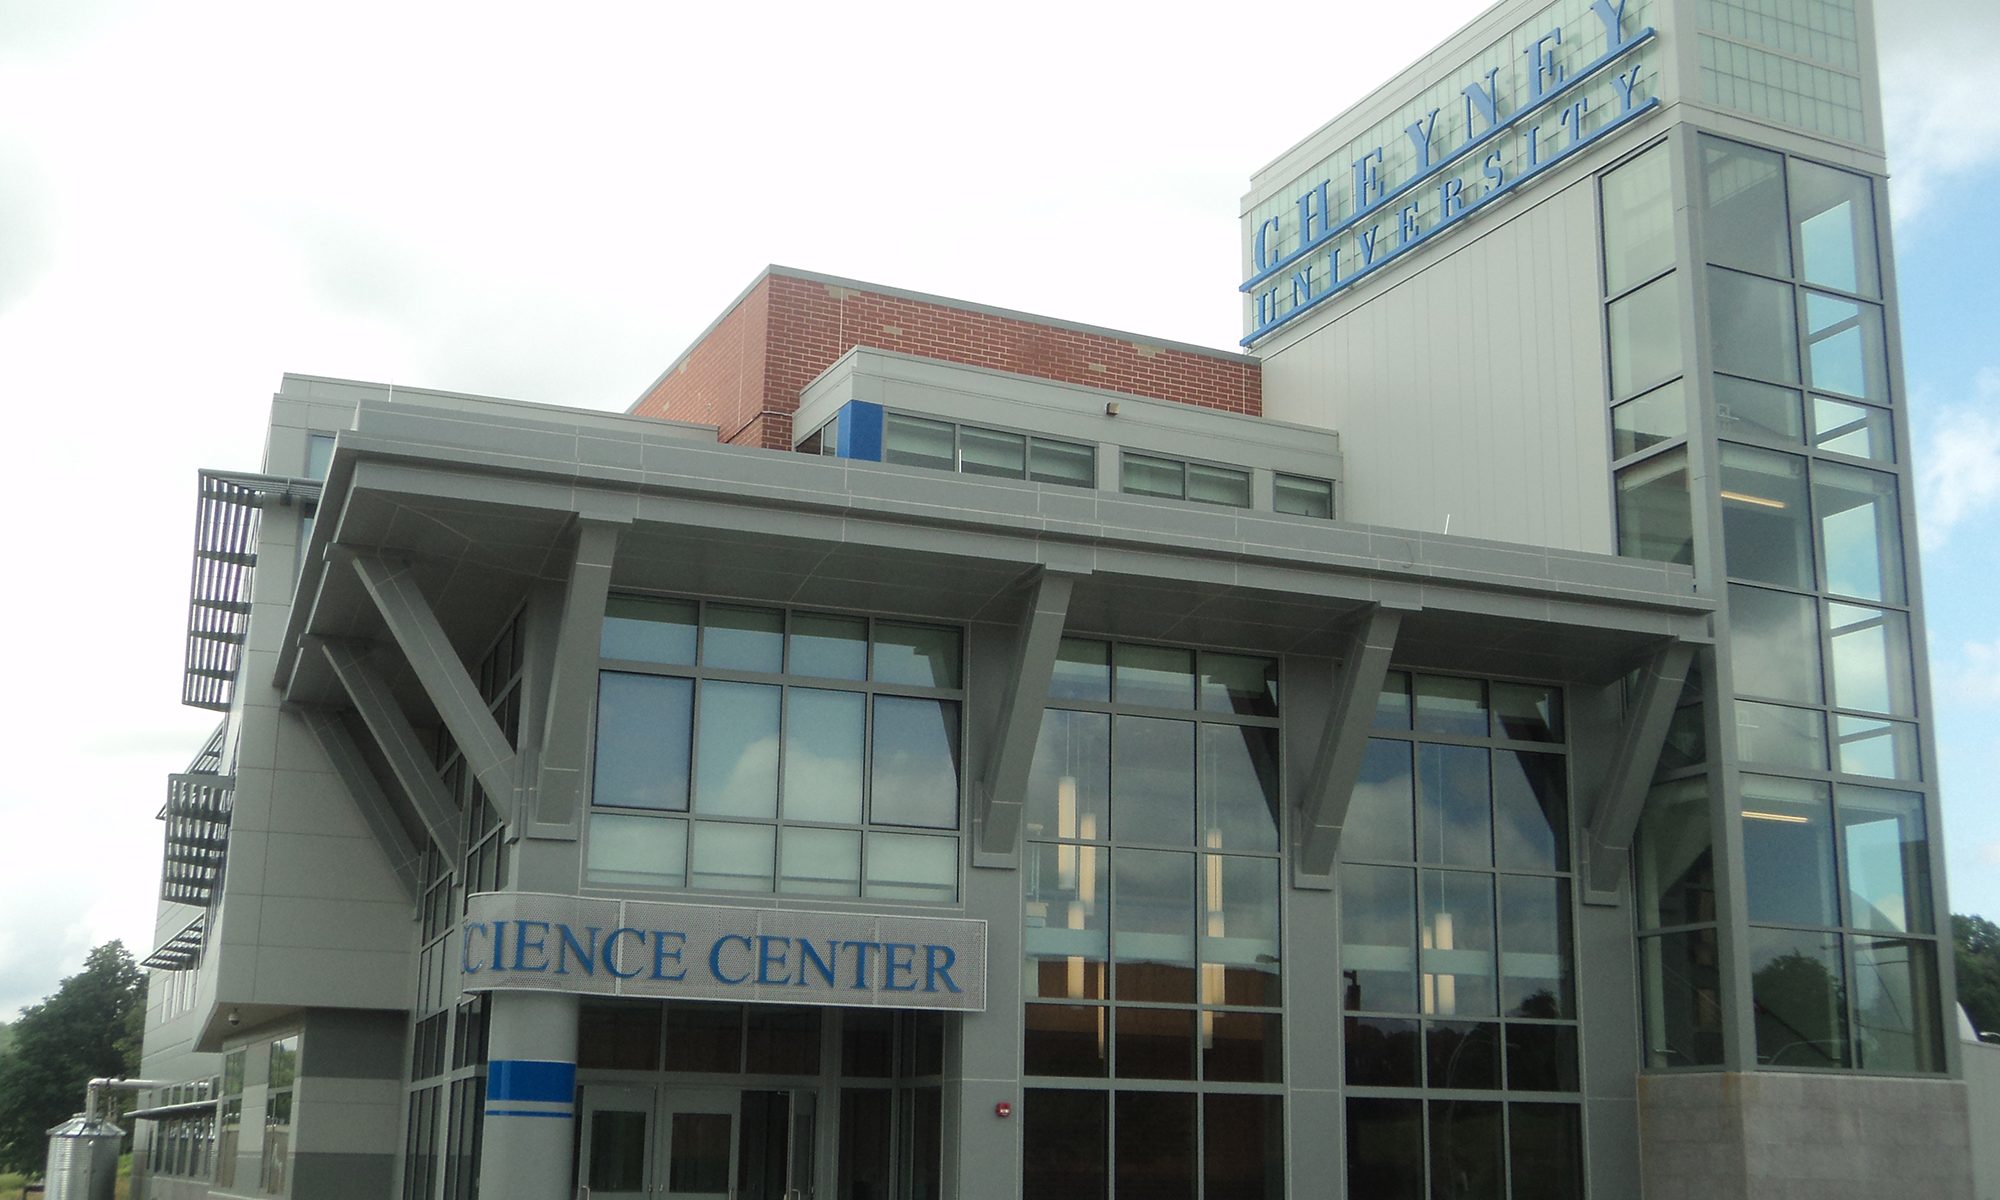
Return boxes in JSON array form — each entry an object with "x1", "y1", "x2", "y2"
[
  {"x1": 486, "y1": 1059, "x2": 577, "y2": 1105},
  {"x1": 838, "y1": 401, "x2": 884, "y2": 462},
  {"x1": 485, "y1": 1109, "x2": 575, "y2": 1119}
]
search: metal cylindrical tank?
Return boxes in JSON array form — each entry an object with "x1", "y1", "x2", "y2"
[{"x1": 43, "y1": 1113, "x2": 121, "y2": 1200}]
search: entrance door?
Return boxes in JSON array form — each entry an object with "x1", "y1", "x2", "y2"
[
  {"x1": 579, "y1": 1085, "x2": 654, "y2": 1200},
  {"x1": 736, "y1": 1090, "x2": 816, "y2": 1200},
  {"x1": 658, "y1": 1087, "x2": 738, "y2": 1200},
  {"x1": 578, "y1": 1085, "x2": 815, "y2": 1200}
]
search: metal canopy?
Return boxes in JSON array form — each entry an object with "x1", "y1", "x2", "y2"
[
  {"x1": 140, "y1": 917, "x2": 206, "y2": 971},
  {"x1": 159, "y1": 772, "x2": 234, "y2": 906},
  {"x1": 183, "y1": 470, "x2": 321, "y2": 711}
]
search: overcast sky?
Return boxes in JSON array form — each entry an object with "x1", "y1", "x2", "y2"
[{"x1": 0, "y1": 1, "x2": 1994, "y2": 1020}]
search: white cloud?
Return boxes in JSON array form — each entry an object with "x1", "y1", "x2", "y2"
[
  {"x1": 1874, "y1": 2, "x2": 2000, "y2": 223},
  {"x1": 1981, "y1": 841, "x2": 2000, "y2": 869},
  {"x1": 1917, "y1": 369, "x2": 2000, "y2": 549},
  {"x1": 1936, "y1": 640, "x2": 2000, "y2": 708}
]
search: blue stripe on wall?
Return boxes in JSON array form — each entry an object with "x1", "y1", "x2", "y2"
[
  {"x1": 838, "y1": 400, "x2": 884, "y2": 462},
  {"x1": 485, "y1": 1060, "x2": 577, "y2": 1105}
]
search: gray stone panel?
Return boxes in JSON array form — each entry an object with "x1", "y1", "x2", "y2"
[{"x1": 289, "y1": 1149, "x2": 397, "y2": 1199}]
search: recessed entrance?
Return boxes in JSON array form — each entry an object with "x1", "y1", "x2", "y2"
[{"x1": 578, "y1": 1084, "x2": 817, "y2": 1200}]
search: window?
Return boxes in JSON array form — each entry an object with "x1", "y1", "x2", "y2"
[
  {"x1": 304, "y1": 432, "x2": 335, "y2": 480},
  {"x1": 215, "y1": 1050, "x2": 245, "y2": 1189},
  {"x1": 879, "y1": 411, "x2": 1096, "y2": 488},
  {"x1": 1022, "y1": 638, "x2": 1283, "y2": 1200},
  {"x1": 1118, "y1": 453, "x2": 1252, "y2": 508},
  {"x1": 260, "y1": 1035, "x2": 299, "y2": 1194},
  {"x1": 1342, "y1": 671, "x2": 1583, "y2": 1197},
  {"x1": 1273, "y1": 473, "x2": 1335, "y2": 519},
  {"x1": 590, "y1": 597, "x2": 963, "y2": 903}
]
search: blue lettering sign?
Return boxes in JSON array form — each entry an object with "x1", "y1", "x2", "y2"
[
  {"x1": 925, "y1": 945, "x2": 962, "y2": 994},
  {"x1": 796, "y1": 939, "x2": 838, "y2": 988},
  {"x1": 650, "y1": 931, "x2": 687, "y2": 982},
  {"x1": 847, "y1": 941, "x2": 881, "y2": 990},
  {"x1": 883, "y1": 943, "x2": 918, "y2": 992},
  {"x1": 512, "y1": 920, "x2": 550, "y2": 973},
  {"x1": 556, "y1": 925, "x2": 600, "y2": 976},
  {"x1": 710, "y1": 934, "x2": 752, "y2": 985},
  {"x1": 604, "y1": 928, "x2": 646, "y2": 980},
  {"x1": 462, "y1": 921, "x2": 488, "y2": 975},
  {"x1": 757, "y1": 936, "x2": 791, "y2": 985},
  {"x1": 1405, "y1": 109, "x2": 1443, "y2": 171},
  {"x1": 1524, "y1": 29, "x2": 1564, "y2": 102}
]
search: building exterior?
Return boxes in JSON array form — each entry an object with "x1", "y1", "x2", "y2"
[{"x1": 132, "y1": 0, "x2": 1974, "y2": 1197}]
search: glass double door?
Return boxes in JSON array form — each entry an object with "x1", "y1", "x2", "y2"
[{"x1": 580, "y1": 1084, "x2": 816, "y2": 1200}]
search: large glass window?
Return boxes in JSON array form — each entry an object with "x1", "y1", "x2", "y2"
[
  {"x1": 1602, "y1": 143, "x2": 1675, "y2": 296},
  {"x1": 1119, "y1": 453, "x2": 1252, "y2": 509},
  {"x1": 1804, "y1": 292, "x2": 1888, "y2": 402},
  {"x1": 1700, "y1": 138, "x2": 1791, "y2": 277},
  {"x1": 1023, "y1": 638, "x2": 1282, "y2": 1200},
  {"x1": 879, "y1": 410, "x2": 1096, "y2": 488},
  {"x1": 1719, "y1": 444, "x2": 1813, "y2": 590},
  {"x1": 1342, "y1": 671, "x2": 1581, "y2": 1193},
  {"x1": 590, "y1": 597, "x2": 963, "y2": 901},
  {"x1": 1708, "y1": 268, "x2": 1799, "y2": 385},
  {"x1": 1615, "y1": 449, "x2": 1694, "y2": 566},
  {"x1": 1608, "y1": 274, "x2": 1684, "y2": 402},
  {"x1": 1790, "y1": 158, "x2": 1880, "y2": 298}
]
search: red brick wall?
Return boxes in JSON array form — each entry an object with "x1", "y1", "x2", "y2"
[{"x1": 633, "y1": 271, "x2": 1263, "y2": 451}]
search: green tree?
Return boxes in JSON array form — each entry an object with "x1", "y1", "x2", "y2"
[
  {"x1": 0, "y1": 943, "x2": 146, "y2": 1175},
  {"x1": 1954, "y1": 913, "x2": 2000, "y2": 1037},
  {"x1": 0, "y1": 1019, "x2": 14, "y2": 1056}
]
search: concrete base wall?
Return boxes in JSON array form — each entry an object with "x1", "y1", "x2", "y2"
[
  {"x1": 1965, "y1": 1042, "x2": 2000, "y2": 1200},
  {"x1": 1639, "y1": 1072, "x2": 1973, "y2": 1200}
]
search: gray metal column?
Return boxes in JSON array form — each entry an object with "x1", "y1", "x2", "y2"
[{"x1": 477, "y1": 992, "x2": 580, "y2": 1200}]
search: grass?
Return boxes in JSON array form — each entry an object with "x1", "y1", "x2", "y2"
[{"x1": 0, "y1": 1151, "x2": 131, "y2": 1199}]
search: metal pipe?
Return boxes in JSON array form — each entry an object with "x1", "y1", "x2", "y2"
[{"x1": 83, "y1": 1078, "x2": 171, "y2": 1123}]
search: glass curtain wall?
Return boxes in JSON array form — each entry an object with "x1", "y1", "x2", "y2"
[
  {"x1": 1020, "y1": 637, "x2": 1284, "y2": 1200},
  {"x1": 1340, "y1": 672, "x2": 1584, "y2": 1200}
]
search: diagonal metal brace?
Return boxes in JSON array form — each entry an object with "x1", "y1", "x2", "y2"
[
  {"x1": 295, "y1": 704, "x2": 424, "y2": 901},
  {"x1": 1296, "y1": 605, "x2": 1405, "y2": 880},
  {"x1": 974, "y1": 568, "x2": 1080, "y2": 860},
  {"x1": 1580, "y1": 641, "x2": 1695, "y2": 903},
  {"x1": 351, "y1": 554, "x2": 520, "y2": 807},
  {"x1": 321, "y1": 639, "x2": 465, "y2": 865},
  {"x1": 532, "y1": 519, "x2": 622, "y2": 829}
]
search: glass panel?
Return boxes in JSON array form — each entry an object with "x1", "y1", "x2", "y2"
[
  {"x1": 667, "y1": 1113, "x2": 731, "y2": 1192},
  {"x1": 1734, "y1": 701, "x2": 1826, "y2": 771},
  {"x1": 1024, "y1": 1003, "x2": 1107, "y2": 1077},
  {"x1": 703, "y1": 604, "x2": 784, "y2": 673},
  {"x1": 1741, "y1": 775, "x2": 1837, "y2": 927},
  {"x1": 1729, "y1": 585, "x2": 1823, "y2": 704},
  {"x1": 1607, "y1": 273, "x2": 1683, "y2": 401},
  {"x1": 1025, "y1": 709, "x2": 1111, "y2": 843},
  {"x1": 586, "y1": 813, "x2": 688, "y2": 888},
  {"x1": 1805, "y1": 292, "x2": 1888, "y2": 401},
  {"x1": 1347, "y1": 1098, "x2": 1424, "y2": 1200},
  {"x1": 862, "y1": 832, "x2": 957, "y2": 902},
  {"x1": 1346, "y1": 739, "x2": 1416, "y2": 863},
  {"x1": 1838, "y1": 784, "x2": 1931, "y2": 933},
  {"x1": 1425, "y1": 1021, "x2": 1500, "y2": 1089},
  {"x1": 840, "y1": 1010, "x2": 892, "y2": 1077},
  {"x1": 690, "y1": 822, "x2": 775, "y2": 893},
  {"x1": 787, "y1": 613, "x2": 867, "y2": 681},
  {"x1": 836, "y1": 1089, "x2": 891, "y2": 1200},
  {"x1": 960, "y1": 425, "x2": 1026, "y2": 478},
  {"x1": 1345, "y1": 1016, "x2": 1420, "y2": 1086},
  {"x1": 1121, "y1": 452, "x2": 1184, "y2": 499},
  {"x1": 1611, "y1": 380, "x2": 1686, "y2": 459},
  {"x1": 1791, "y1": 158, "x2": 1880, "y2": 297},
  {"x1": 869, "y1": 697, "x2": 961, "y2": 828},
  {"x1": 1509, "y1": 1103, "x2": 1584, "y2": 1200},
  {"x1": 1187, "y1": 462, "x2": 1251, "y2": 507},
  {"x1": 1429, "y1": 1099, "x2": 1504, "y2": 1200},
  {"x1": 1853, "y1": 938, "x2": 1942, "y2": 1072},
  {"x1": 1812, "y1": 396, "x2": 1894, "y2": 461},
  {"x1": 603, "y1": 596, "x2": 698, "y2": 664},
  {"x1": 588, "y1": 1110, "x2": 649, "y2": 1192},
  {"x1": 578, "y1": 1002, "x2": 662, "y2": 1070},
  {"x1": 1720, "y1": 443, "x2": 1813, "y2": 589},
  {"x1": 1343, "y1": 865, "x2": 1418, "y2": 1013},
  {"x1": 594, "y1": 672, "x2": 695, "y2": 811},
  {"x1": 666, "y1": 1003, "x2": 743, "y2": 1072},
  {"x1": 1029, "y1": 438, "x2": 1096, "y2": 487},
  {"x1": 1205, "y1": 1011, "x2": 1282, "y2": 1083},
  {"x1": 1709, "y1": 267, "x2": 1799, "y2": 385},
  {"x1": 1700, "y1": 136, "x2": 1791, "y2": 275},
  {"x1": 778, "y1": 827, "x2": 860, "y2": 896},
  {"x1": 872, "y1": 622, "x2": 961, "y2": 688},
  {"x1": 1415, "y1": 675, "x2": 1486, "y2": 737},
  {"x1": 1749, "y1": 928, "x2": 1849, "y2": 1067},
  {"x1": 1615, "y1": 448, "x2": 1694, "y2": 565},
  {"x1": 1641, "y1": 930, "x2": 1725, "y2": 1067},
  {"x1": 1115, "y1": 643, "x2": 1196, "y2": 709},
  {"x1": 744, "y1": 1007, "x2": 820, "y2": 1074},
  {"x1": 1493, "y1": 752, "x2": 1568, "y2": 873},
  {"x1": 304, "y1": 433, "x2": 335, "y2": 480},
  {"x1": 882, "y1": 413, "x2": 954, "y2": 471},
  {"x1": 1114, "y1": 1092, "x2": 1195, "y2": 1200},
  {"x1": 1022, "y1": 1090, "x2": 1106, "y2": 1200},
  {"x1": 1112, "y1": 716, "x2": 1195, "y2": 846},
  {"x1": 1500, "y1": 875, "x2": 1574, "y2": 1018},
  {"x1": 1203, "y1": 856, "x2": 1281, "y2": 1007},
  {"x1": 1506, "y1": 1024, "x2": 1580, "y2": 1092},
  {"x1": 1050, "y1": 637, "x2": 1111, "y2": 702},
  {"x1": 1113, "y1": 1006, "x2": 1194, "y2": 1080},
  {"x1": 695, "y1": 681, "x2": 781, "y2": 818},
  {"x1": 1421, "y1": 870, "x2": 1497, "y2": 1017},
  {"x1": 1199, "y1": 652, "x2": 1279, "y2": 716},
  {"x1": 1203, "y1": 1094, "x2": 1281, "y2": 1199},
  {"x1": 1815, "y1": 461, "x2": 1905, "y2": 603},
  {"x1": 1200, "y1": 724, "x2": 1280, "y2": 853},
  {"x1": 1635, "y1": 778, "x2": 1715, "y2": 929},
  {"x1": 1715, "y1": 375, "x2": 1805, "y2": 443},
  {"x1": 1827, "y1": 602, "x2": 1915, "y2": 716},
  {"x1": 1113, "y1": 849, "x2": 1196, "y2": 1003},
  {"x1": 1491, "y1": 684, "x2": 1562, "y2": 743},
  {"x1": 1835, "y1": 715, "x2": 1920, "y2": 781},
  {"x1": 783, "y1": 689, "x2": 864, "y2": 823},
  {"x1": 1602, "y1": 143, "x2": 1675, "y2": 296},
  {"x1": 1375, "y1": 671, "x2": 1412, "y2": 730},
  {"x1": 1274, "y1": 473, "x2": 1334, "y2": 518},
  {"x1": 1418, "y1": 744, "x2": 1492, "y2": 868}
]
